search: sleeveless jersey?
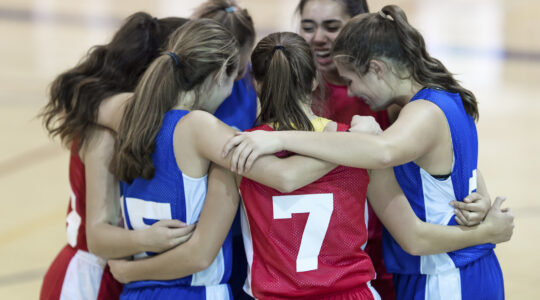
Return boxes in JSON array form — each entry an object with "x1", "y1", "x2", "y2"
[
  {"x1": 239, "y1": 119, "x2": 376, "y2": 299},
  {"x1": 121, "y1": 110, "x2": 233, "y2": 290},
  {"x1": 214, "y1": 74, "x2": 257, "y2": 131},
  {"x1": 40, "y1": 141, "x2": 122, "y2": 300},
  {"x1": 385, "y1": 88, "x2": 494, "y2": 275}
]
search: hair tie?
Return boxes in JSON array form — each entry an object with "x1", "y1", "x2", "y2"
[
  {"x1": 272, "y1": 45, "x2": 286, "y2": 55},
  {"x1": 225, "y1": 6, "x2": 237, "y2": 13},
  {"x1": 378, "y1": 10, "x2": 393, "y2": 21},
  {"x1": 167, "y1": 51, "x2": 180, "y2": 67}
]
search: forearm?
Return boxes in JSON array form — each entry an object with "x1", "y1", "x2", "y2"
[
  {"x1": 278, "y1": 131, "x2": 396, "y2": 169},
  {"x1": 87, "y1": 224, "x2": 145, "y2": 259}
]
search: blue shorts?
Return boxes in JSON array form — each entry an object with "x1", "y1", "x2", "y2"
[
  {"x1": 120, "y1": 283, "x2": 232, "y2": 300},
  {"x1": 393, "y1": 250, "x2": 504, "y2": 300}
]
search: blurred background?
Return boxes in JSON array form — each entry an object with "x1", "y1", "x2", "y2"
[{"x1": 0, "y1": 0, "x2": 538, "y2": 298}]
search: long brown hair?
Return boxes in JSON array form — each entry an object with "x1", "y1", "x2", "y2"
[
  {"x1": 333, "y1": 5, "x2": 479, "y2": 120},
  {"x1": 41, "y1": 12, "x2": 188, "y2": 147},
  {"x1": 193, "y1": 0, "x2": 255, "y2": 47},
  {"x1": 251, "y1": 32, "x2": 317, "y2": 131},
  {"x1": 110, "y1": 19, "x2": 239, "y2": 183}
]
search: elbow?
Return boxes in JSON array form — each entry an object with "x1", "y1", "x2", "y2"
[
  {"x1": 374, "y1": 145, "x2": 394, "y2": 169},
  {"x1": 275, "y1": 170, "x2": 298, "y2": 193},
  {"x1": 191, "y1": 251, "x2": 214, "y2": 273}
]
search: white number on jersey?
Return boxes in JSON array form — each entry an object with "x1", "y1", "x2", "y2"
[
  {"x1": 469, "y1": 169, "x2": 478, "y2": 195},
  {"x1": 66, "y1": 190, "x2": 81, "y2": 247},
  {"x1": 272, "y1": 193, "x2": 333, "y2": 272},
  {"x1": 124, "y1": 197, "x2": 172, "y2": 258}
]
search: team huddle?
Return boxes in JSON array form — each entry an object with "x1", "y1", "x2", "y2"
[{"x1": 39, "y1": 0, "x2": 514, "y2": 300}]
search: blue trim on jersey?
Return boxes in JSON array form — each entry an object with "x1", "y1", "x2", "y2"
[
  {"x1": 384, "y1": 88, "x2": 495, "y2": 276},
  {"x1": 121, "y1": 283, "x2": 233, "y2": 300},
  {"x1": 214, "y1": 75, "x2": 257, "y2": 131}
]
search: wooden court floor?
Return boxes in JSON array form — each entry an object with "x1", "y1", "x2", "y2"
[{"x1": 0, "y1": 0, "x2": 539, "y2": 298}]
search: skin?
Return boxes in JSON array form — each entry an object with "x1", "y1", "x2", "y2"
[
  {"x1": 299, "y1": 0, "x2": 351, "y2": 85},
  {"x1": 108, "y1": 74, "x2": 512, "y2": 284}
]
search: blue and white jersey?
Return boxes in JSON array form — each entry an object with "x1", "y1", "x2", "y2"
[
  {"x1": 214, "y1": 74, "x2": 257, "y2": 131},
  {"x1": 121, "y1": 109, "x2": 233, "y2": 290},
  {"x1": 384, "y1": 88, "x2": 494, "y2": 275}
]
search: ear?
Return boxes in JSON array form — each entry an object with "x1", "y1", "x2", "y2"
[{"x1": 368, "y1": 59, "x2": 386, "y2": 80}]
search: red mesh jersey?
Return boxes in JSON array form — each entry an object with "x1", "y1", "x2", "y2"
[
  {"x1": 66, "y1": 140, "x2": 88, "y2": 251},
  {"x1": 240, "y1": 124, "x2": 375, "y2": 299}
]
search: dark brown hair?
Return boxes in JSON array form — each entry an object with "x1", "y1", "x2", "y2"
[
  {"x1": 111, "y1": 19, "x2": 239, "y2": 182},
  {"x1": 41, "y1": 12, "x2": 188, "y2": 147},
  {"x1": 251, "y1": 32, "x2": 317, "y2": 131},
  {"x1": 297, "y1": 0, "x2": 369, "y2": 17},
  {"x1": 193, "y1": 0, "x2": 255, "y2": 47},
  {"x1": 333, "y1": 5, "x2": 479, "y2": 120}
]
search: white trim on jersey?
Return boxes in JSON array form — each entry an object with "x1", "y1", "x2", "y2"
[
  {"x1": 367, "y1": 281, "x2": 382, "y2": 300},
  {"x1": 240, "y1": 201, "x2": 255, "y2": 298},
  {"x1": 182, "y1": 173, "x2": 208, "y2": 225},
  {"x1": 60, "y1": 250, "x2": 106, "y2": 300},
  {"x1": 419, "y1": 167, "x2": 458, "y2": 275},
  {"x1": 424, "y1": 267, "x2": 462, "y2": 300},
  {"x1": 192, "y1": 248, "x2": 226, "y2": 286},
  {"x1": 204, "y1": 284, "x2": 231, "y2": 300}
]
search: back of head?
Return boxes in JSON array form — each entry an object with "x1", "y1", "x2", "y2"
[
  {"x1": 251, "y1": 32, "x2": 317, "y2": 131},
  {"x1": 112, "y1": 18, "x2": 239, "y2": 183},
  {"x1": 193, "y1": 0, "x2": 255, "y2": 48},
  {"x1": 42, "y1": 12, "x2": 188, "y2": 147},
  {"x1": 333, "y1": 4, "x2": 478, "y2": 120},
  {"x1": 297, "y1": 0, "x2": 369, "y2": 17}
]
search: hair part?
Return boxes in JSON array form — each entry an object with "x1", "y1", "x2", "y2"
[
  {"x1": 193, "y1": 0, "x2": 255, "y2": 47},
  {"x1": 296, "y1": 0, "x2": 369, "y2": 17},
  {"x1": 333, "y1": 4, "x2": 479, "y2": 120},
  {"x1": 41, "y1": 12, "x2": 188, "y2": 148},
  {"x1": 110, "y1": 19, "x2": 239, "y2": 183},
  {"x1": 251, "y1": 32, "x2": 318, "y2": 131}
]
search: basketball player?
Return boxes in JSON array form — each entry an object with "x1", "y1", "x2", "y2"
[
  {"x1": 39, "y1": 13, "x2": 190, "y2": 300},
  {"x1": 222, "y1": 5, "x2": 513, "y2": 300}
]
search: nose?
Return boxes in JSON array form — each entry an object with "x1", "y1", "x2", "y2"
[{"x1": 313, "y1": 28, "x2": 326, "y2": 44}]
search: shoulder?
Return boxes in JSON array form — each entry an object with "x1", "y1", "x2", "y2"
[{"x1": 400, "y1": 99, "x2": 446, "y2": 123}]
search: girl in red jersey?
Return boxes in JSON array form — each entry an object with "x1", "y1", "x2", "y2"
[
  {"x1": 39, "y1": 12, "x2": 191, "y2": 300},
  {"x1": 109, "y1": 31, "x2": 512, "y2": 300}
]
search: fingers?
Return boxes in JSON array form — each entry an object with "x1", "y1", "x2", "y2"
[
  {"x1": 454, "y1": 208, "x2": 469, "y2": 225},
  {"x1": 450, "y1": 200, "x2": 482, "y2": 212},
  {"x1": 222, "y1": 133, "x2": 245, "y2": 158},
  {"x1": 171, "y1": 231, "x2": 194, "y2": 246},
  {"x1": 464, "y1": 192, "x2": 482, "y2": 203},
  {"x1": 156, "y1": 219, "x2": 187, "y2": 228},
  {"x1": 243, "y1": 150, "x2": 261, "y2": 174},
  {"x1": 492, "y1": 196, "x2": 506, "y2": 210},
  {"x1": 230, "y1": 140, "x2": 251, "y2": 173},
  {"x1": 169, "y1": 224, "x2": 196, "y2": 238}
]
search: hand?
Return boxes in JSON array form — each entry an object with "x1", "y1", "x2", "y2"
[
  {"x1": 350, "y1": 115, "x2": 382, "y2": 135},
  {"x1": 450, "y1": 192, "x2": 491, "y2": 226},
  {"x1": 140, "y1": 219, "x2": 195, "y2": 253},
  {"x1": 221, "y1": 130, "x2": 282, "y2": 173},
  {"x1": 482, "y1": 196, "x2": 514, "y2": 244},
  {"x1": 108, "y1": 259, "x2": 132, "y2": 284}
]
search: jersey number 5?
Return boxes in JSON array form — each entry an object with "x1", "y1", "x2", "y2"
[{"x1": 272, "y1": 193, "x2": 333, "y2": 272}]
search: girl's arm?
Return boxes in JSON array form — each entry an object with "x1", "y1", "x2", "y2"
[
  {"x1": 366, "y1": 168, "x2": 514, "y2": 256},
  {"x1": 450, "y1": 170, "x2": 491, "y2": 226},
  {"x1": 85, "y1": 128, "x2": 195, "y2": 259},
  {"x1": 223, "y1": 100, "x2": 444, "y2": 172},
  {"x1": 179, "y1": 110, "x2": 337, "y2": 193},
  {"x1": 108, "y1": 164, "x2": 239, "y2": 283}
]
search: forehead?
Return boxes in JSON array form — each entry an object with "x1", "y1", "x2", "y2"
[{"x1": 301, "y1": 0, "x2": 349, "y2": 23}]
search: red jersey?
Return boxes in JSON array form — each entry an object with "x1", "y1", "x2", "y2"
[
  {"x1": 240, "y1": 123, "x2": 376, "y2": 299},
  {"x1": 313, "y1": 81, "x2": 389, "y2": 128},
  {"x1": 40, "y1": 141, "x2": 122, "y2": 300},
  {"x1": 314, "y1": 81, "x2": 395, "y2": 300}
]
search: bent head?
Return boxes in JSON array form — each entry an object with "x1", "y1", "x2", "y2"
[
  {"x1": 112, "y1": 19, "x2": 239, "y2": 183},
  {"x1": 194, "y1": 0, "x2": 256, "y2": 80},
  {"x1": 333, "y1": 4, "x2": 478, "y2": 117},
  {"x1": 42, "y1": 12, "x2": 188, "y2": 146},
  {"x1": 297, "y1": 0, "x2": 368, "y2": 77},
  {"x1": 251, "y1": 32, "x2": 317, "y2": 131}
]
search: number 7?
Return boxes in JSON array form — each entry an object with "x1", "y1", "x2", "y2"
[{"x1": 273, "y1": 193, "x2": 333, "y2": 272}]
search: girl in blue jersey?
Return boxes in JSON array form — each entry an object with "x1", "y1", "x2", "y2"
[
  {"x1": 105, "y1": 19, "x2": 338, "y2": 300},
  {"x1": 222, "y1": 5, "x2": 513, "y2": 300}
]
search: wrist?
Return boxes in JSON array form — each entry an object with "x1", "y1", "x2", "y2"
[{"x1": 132, "y1": 229, "x2": 149, "y2": 253}]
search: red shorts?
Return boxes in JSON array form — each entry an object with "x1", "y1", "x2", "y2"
[{"x1": 40, "y1": 244, "x2": 122, "y2": 300}]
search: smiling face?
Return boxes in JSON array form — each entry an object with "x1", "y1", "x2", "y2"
[
  {"x1": 299, "y1": 0, "x2": 350, "y2": 76},
  {"x1": 335, "y1": 60, "x2": 396, "y2": 111}
]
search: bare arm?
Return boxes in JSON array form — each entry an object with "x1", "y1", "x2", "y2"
[
  {"x1": 96, "y1": 93, "x2": 132, "y2": 132},
  {"x1": 85, "y1": 128, "x2": 194, "y2": 259},
  {"x1": 223, "y1": 100, "x2": 442, "y2": 172},
  {"x1": 182, "y1": 111, "x2": 336, "y2": 193},
  {"x1": 108, "y1": 164, "x2": 239, "y2": 282},
  {"x1": 366, "y1": 168, "x2": 513, "y2": 256}
]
